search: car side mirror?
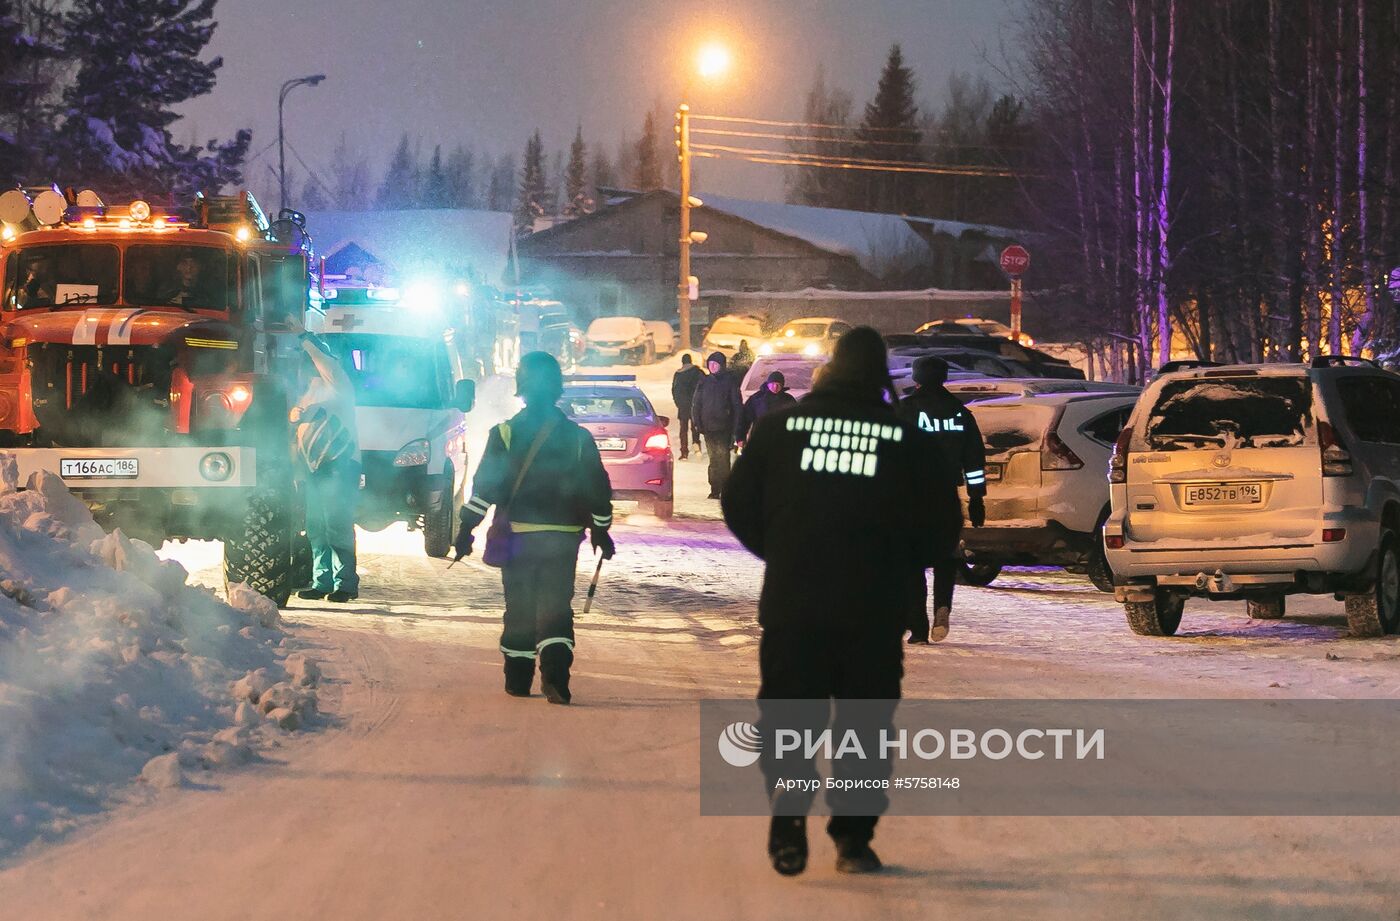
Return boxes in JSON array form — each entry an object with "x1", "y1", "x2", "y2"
[
  {"x1": 658, "y1": 415, "x2": 670, "y2": 427},
  {"x1": 452, "y1": 379, "x2": 476, "y2": 413}
]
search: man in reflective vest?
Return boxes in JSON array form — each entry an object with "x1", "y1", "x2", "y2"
[
  {"x1": 723, "y1": 328, "x2": 961, "y2": 876},
  {"x1": 897, "y1": 355, "x2": 987, "y2": 642},
  {"x1": 452, "y1": 352, "x2": 614, "y2": 704}
]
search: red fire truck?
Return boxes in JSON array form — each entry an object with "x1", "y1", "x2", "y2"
[{"x1": 0, "y1": 186, "x2": 319, "y2": 605}]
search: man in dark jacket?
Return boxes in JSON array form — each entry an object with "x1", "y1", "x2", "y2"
[
  {"x1": 670, "y1": 353, "x2": 703, "y2": 459},
  {"x1": 897, "y1": 355, "x2": 987, "y2": 643},
  {"x1": 453, "y1": 352, "x2": 615, "y2": 705},
  {"x1": 691, "y1": 351, "x2": 743, "y2": 498},
  {"x1": 736, "y1": 370, "x2": 797, "y2": 448},
  {"x1": 723, "y1": 327, "x2": 962, "y2": 877}
]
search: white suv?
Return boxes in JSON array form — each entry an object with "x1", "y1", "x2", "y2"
[
  {"x1": 963, "y1": 390, "x2": 1140, "y2": 590},
  {"x1": 1104, "y1": 358, "x2": 1400, "y2": 637}
]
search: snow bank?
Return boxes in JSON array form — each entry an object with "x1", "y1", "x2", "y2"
[{"x1": 0, "y1": 466, "x2": 318, "y2": 857}]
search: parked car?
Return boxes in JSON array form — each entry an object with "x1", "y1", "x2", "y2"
[
  {"x1": 917, "y1": 317, "x2": 1036, "y2": 346},
  {"x1": 740, "y1": 355, "x2": 827, "y2": 402},
  {"x1": 891, "y1": 367, "x2": 985, "y2": 399},
  {"x1": 948, "y1": 378, "x2": 1142, "y2": 404},
  {"x1": 888, "y1": 346, "x2": 1030, "y2": 378},
  {"x1": 759, "y1": 317, "x2": 853, "y2": 357},
  {"x1": 702, "y1": 314, "x2": 766, "y2": 356},
  {"x1": 911, "y1": 330, "x2": 1085, "y2": 380},
  {"x1": 644, "y1": 320, "x2": 676, "y2": 357},
  {"x1": 586, "y1": 316, "x2": 654, "y2": 364},
  {"x1": 962, "y1": 390, "x2": 1141, "y2": 590},
  {"x1": 560, "y1": 375, "x2": 674, "y2": 518},
  {"x1": 1104, "y1": 357, "x2": 1400, "y2": 637}
]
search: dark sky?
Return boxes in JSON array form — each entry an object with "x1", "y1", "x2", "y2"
[{"x1": 180, "y1": 0, "x2": 1013, "y2": 206}]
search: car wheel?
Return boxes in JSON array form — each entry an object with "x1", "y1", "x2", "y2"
[
  {"x1": 1124, "y1": 590, "x2": 1185, "y2": 636},
  {"x1": 961, "y1": 562, "x2": 1002, "y2": 587},
  {"x1": 1246, "y1": 596, "x2": 1286, "y2": 620},
  {"x1": 1345, "y1": 530, "x2": 1400, "y2": 637},
  {"x1": 1086, "y1": 531, "x2": 1115, "y2": 594}
]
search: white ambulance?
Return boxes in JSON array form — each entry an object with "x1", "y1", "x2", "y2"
[{"x1": 307, "y1": 281, "x2": 476, "y2": 557}]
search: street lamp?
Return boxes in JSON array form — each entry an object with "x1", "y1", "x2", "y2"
[
  {"x1": 676, "y1": 44, "x2": 730, "y2": 352},
  {"x1": 278, "y1": 74, "x2": 326, "y2": 213}
]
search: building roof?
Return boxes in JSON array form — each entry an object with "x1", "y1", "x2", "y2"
[
  {"x1": 528, "y1": 189, "x2": 1027, "y2": 280},
  {"x1": 306, "y1": 208, "x2": 514, "y2": 285}
]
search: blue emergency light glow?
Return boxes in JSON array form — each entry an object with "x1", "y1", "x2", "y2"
[
  {"x1": 402, "y1": 281, "x2": 443, "y2": 312},
  {"x1": 366, "y1": 287, "x2": 401, "y2": 301}
]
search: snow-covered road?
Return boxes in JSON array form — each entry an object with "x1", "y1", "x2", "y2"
[{"x1": 3, "y1": 358, "x2": 1399, "y2": 918}]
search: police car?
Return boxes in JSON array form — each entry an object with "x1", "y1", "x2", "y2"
[
  {"x1": 307, "y1": 280, "x2": 476, "y2": 556},
  {"x1": 560, "y1": 375, "x2": 674, "y2": 519}
]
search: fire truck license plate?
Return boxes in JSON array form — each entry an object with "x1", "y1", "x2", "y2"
[
  {"x1": 60, "y1": 458, "x2": 140, "y2": 479},
  {"x1": 1183, "y1": 482, "x2": 1263, "y2": 507}
]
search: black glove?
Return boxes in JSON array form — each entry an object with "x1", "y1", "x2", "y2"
[
  {"x1": 968, "y1": 495, "x2": 986, "y2": 528},
  {"x1": 452, "y1": 523, "x2": 475, "y2": 561},
  {"x1": 591, "y1": 527, "x2": 616, "y2": 560}
]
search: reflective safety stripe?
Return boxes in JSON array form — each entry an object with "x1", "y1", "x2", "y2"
[
  {"x1": 498, "y1": 422, "x2": 512, "y2": 451},
  {"x1": 965, "y1": 468, "x2": 986, "y2": 485},
  {"x1": 591, "y1": 514, "x2": 612, "y2": 529},
  {"x1": 510, "y1": 522, "x2": 583, "y2": 533},
  {"x1": 536, "y1": 636, "x2": 575, "y2": 653},
  {"x1": 465, "y1": 495, "x2": 491, "y2": 516},
  {"x1": 500, "y1": 645, "x2": 537, "y2": 659}
]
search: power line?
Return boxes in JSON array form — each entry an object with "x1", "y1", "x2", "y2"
[
  {"x1": 690, "y1": 142, "x2": 1027, "y2": 178},
  {"x1": 284, "y1": 139, "x2": 338, "y2": 204},
  {"x1": 691, "y1": 126, "x2": 929, "y2": 149},
  {"x1": 689, "y1": 112, "x2": 923, "y2": 135},
  {"x1": 695, "y1": 148, "x2": 1035, "y2": 179}
]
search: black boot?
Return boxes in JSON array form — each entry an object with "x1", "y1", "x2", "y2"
[
  {"x1": 538, "y1": 640, "x2": 574, "y2": 705},
  {"x1": 768, "y1": 816, "x2": 808, "y2": 876},
  {"x1": 833, "y1": 838, "x2": 882, "y2": 873},
  {"x1": 503, "y1": 657, "x2": 535, "y2": 698}
]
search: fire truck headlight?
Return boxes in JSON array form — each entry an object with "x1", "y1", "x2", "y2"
[
  {"x1": 128, "y1": 200, "x2": 151, "y2": 222},
  {"x1": 199, "y1": 391, "x2": 234, "y2": 428},
  {"x1": 393, "y1": 438, "x2": 430, "y2": 467},
  {"x1": 199, "y1": 451, "x2": 233, "y2": 482}
]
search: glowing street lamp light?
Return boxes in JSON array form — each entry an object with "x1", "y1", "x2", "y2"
[
  {"x1": 677, "y1": 43, "x2": 731, "y2": 352},
  {"x1": 696, "y1": 43, "x2": 732, "y2": 81}
]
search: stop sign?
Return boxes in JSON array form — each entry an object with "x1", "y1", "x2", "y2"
[{"x1": 1000, "y1": 244, "x2": 1031, "y2": 277}]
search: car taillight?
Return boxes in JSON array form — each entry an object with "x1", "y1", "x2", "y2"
[
  {"x1": 1109, "y1": 427, "x2": 1132, "y2": 484},
  {"x1": 643, "y1": 429, "x2": 669, "y2": 454},
  {"x1": 1105, "y1": 534, "x2": 1125, "y2": 549},
  {"x1": 1318, "y1": 420, "x2": 1353, "y2": 477},
  {"x1": 1041, "y1": 429, "x2": 1084, "y2": 471}
]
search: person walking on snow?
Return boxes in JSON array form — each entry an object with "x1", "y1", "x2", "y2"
[
  {"x1": 452, "y1": 352, "x2": 615, "y2": 705},
  {"x1": 293, "y1": 336, "x2": 362, "y2": 603},
  {"x1": 670, "y1": 353, "x2": 704, "y2": 459},
  {"x1": 723, "y1": 327, "x2": 962, "y2": 877},
  {"x1": 690, "y1": 351, "x2": 743, "y2": 498},
  {"x1": 736, "y1": 369, "x2": 797, "y2": 449},
  {"x1": 897, "y1": 355, "x2": 987, "y2": 643}
]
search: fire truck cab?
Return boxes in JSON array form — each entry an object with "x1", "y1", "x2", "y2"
[
  {"x1": 306, "y1": 279, "x2": 476, "y2": 557},
  {"x1": 0, "y1": 186, "x2": 321, "y2": 606}
]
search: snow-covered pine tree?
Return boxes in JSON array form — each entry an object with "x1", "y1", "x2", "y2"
[
  {"x1": 857, "y1": 44, "x2": 923, "y2": 213},
  {"x1": 328, "y1": 131, "x2": 371, "y2": 210},
  {"x1": 445, "y1": 144, "x2": 475, "y2": 208},
  {"x1": 0, "y1": 0, "x2": 59, "y2": 186},
  {"x1": 377, "y1": 133, "x2": 418, "y2": 209},
  {"x1": 422, "y1": 145, "x2": 450, "y2": 207},
  {"x1": 55, "y1": 0, "x2": 249, "y2": 199},
  {"x1": 513, "y1": 130, "x2": 548, "y2": 237},
  {"x1": 631, "y1": 111, "x2": 661, "y2": 190},
  {"x1": 562, "y1": 125, "x2": 592, "y2": 219}
]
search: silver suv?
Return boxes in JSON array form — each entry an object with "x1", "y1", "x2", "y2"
[
  {"x1": 964, "y1": 390, "x2": 1140, "y2": 590},
  {"x1": 1104, "y1": 358, "x2": 1400, "y2": 637}
]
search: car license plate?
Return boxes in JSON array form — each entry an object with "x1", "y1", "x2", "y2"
[
  {"x1": 595, "y1": 437, "x2": 627, "y2": 452},
  {"x1": 60, "y1": 457, "x2": 139, "y2": 479},
  {"x1": 984, "y1": 463, "x2": 1004, "y2": 482},
  {"x1": 1182, "y1": 482, "x2": 1263, "y2": 507}
]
